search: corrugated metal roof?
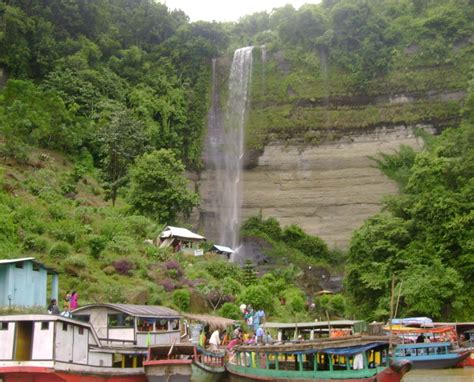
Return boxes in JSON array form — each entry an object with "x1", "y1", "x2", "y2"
[
  {"x1": 0, "y1": 257, "x2": 58, "y2": 273},
  {"x1": 212, "y1": 245, "x2": 234, "y2": 254},
  {"x1": 73, "y1": 303, "x2": 181, "y2": 318},
  {"x1": 0, "y1": 257, "x2": 35, "y2": 264},
  {"x1": 160, "y1": 226, "x2": 206, "y2": 241}
]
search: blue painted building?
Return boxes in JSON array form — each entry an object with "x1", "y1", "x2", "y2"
[{"x1": 0, "y1": 257, "x2": 58, "y2": 308}]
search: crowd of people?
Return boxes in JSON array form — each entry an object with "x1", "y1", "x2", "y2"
[{"x1": 47, "y1": 291, "x2": 78, "y2": 318}]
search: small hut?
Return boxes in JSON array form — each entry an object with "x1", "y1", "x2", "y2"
[
  {"x1": 183, "y1": 313, "x2": 236, "y2": 344},
  {"x1": 210, "y1": 245, "x2": 234, "y2": 260},
  {"x1": 158, "y1": 226, "x2": 206, "y2": 255}
]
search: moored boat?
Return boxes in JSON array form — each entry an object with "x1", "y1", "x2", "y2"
[
  {"x1": 394, "y1": 342, "x2": 469, "y2": 369},
  {"x1": 225, "y1": 335, "x2": 411, "y2": 381},
  {"x1": 0, "y1": 314, "x2": 147, "y2": 382},
  {"x1": 144, "y1": 343, "x2": 195, "y2": 382},
  {"x1": 192, "y1": 347, "x2": 226, "y2": 382}
]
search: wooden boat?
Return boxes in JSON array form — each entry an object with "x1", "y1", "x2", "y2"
[
  {"x1": 0, "y1": 314, "x2": 147, "y2": 382},
  {"x1": 144, "y1": 343, "x2": 227, "y2": 382},
  {"x1": 192, "y1": 347, "x2": 226, "y2": 382},
  {"x1": 225, "y1": 335, "x2": 411, "y2": 381},
  {"x1": 394, "y1": 342, "x2": 469, "y2": 369},
  {"x1": 144, "y1": 343, "x2": 195, "y2": 382}
]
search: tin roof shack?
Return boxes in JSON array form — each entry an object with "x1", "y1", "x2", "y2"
[
  {"x1": 264, "y1": 320, "x2": 368, "y2": 341},
  {"x1": 210, "y1": 245, "x2": 234, "y2": 260},
  {"x1": 72, "y1": 303, "x2": 182, "y2": 347},
  {"x1": 158, "y1": 226, "x2": 206, "y2": 256},
  {"x1": 0, "y1": 257, "x2": 58, "y2": 308}
]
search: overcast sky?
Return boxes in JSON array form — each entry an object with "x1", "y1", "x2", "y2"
[{"x1": 159, "y1": 1, "x2": 321, "y2": 22}]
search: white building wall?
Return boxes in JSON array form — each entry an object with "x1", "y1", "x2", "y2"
[
  {"x1": 32, "y1": 321, "x2": 53, "y2": 360},
  {"x1": 88, "y1": 351, "x2": 113, "y2": 367},
  {"x1": 54, "y1": 322, "x2": 73, "y2": 362},
  {"x1": 72, "y1": 325, "x2": 89, "y2": 364},
  {"x1": 0, "y1": 322, "x2": 15, "y2": 360}
]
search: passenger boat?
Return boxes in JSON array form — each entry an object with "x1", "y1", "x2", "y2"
[
  {"x1": 193, "y1": 347, "x2": 226, "y2": 382},
  {"x1": 225, "y1": 335, "x2": 412, "y2": 381},
  {"x1": 144, "y1": 343, "x2": 195, "y2": 382},
  {"x1": 387, "y1": 322, "x2": 470, "y2": 368},
  {"x1": 0, "y1": 314, "x2": 147, "y2": 382},
  {"x1": 144, "y1": 344, "x2": 226, "y2": 382},
  {"x1": 394, "y1": 342, "x2": 469, "y2": 369}
]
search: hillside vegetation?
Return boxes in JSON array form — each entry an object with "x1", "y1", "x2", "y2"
[{"x1": 0, "y1": 0, "x2": 472, "y2": 321}]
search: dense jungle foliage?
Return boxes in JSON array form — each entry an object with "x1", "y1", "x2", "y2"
[{"x1": 0, "y1": 0, "x2": 472, "y2": 321}]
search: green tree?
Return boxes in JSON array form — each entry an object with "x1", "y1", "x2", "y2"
[
  {"x1": 128, "y1": 149, "x2": 199, "y2": 223},
  {"x1": 97, "y1": 110, "x2": 147, "y2": 206},
  {"x1": 242, "y1": 260, "x2": 258, "y2": 286},
  {"x1": 172, "y1": 289, "x2": 191, "y2": 311}
]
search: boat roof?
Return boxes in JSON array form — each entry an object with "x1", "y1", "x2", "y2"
[
  {"x1": 235, "y1": 335, "x2": 394, "y2": 354},
  {"x1": 264, "y1": 320, "x2": 364, "y2": 330},
  {"x1": 184, "y1": 313, "x2": 236, "y2": 331},
  {"x1": 384, "y1": 325, "x2": 455, "y2": 334},
  {"x1": 0, "y1": 257, "x2": 57, "y2": 273},
  {"x1": 73, "y1": 303, "x2": 181, "y2": 318}
]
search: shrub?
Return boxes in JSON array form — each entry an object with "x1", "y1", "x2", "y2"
[
  {"x1": 238, "y1": 285, "x2": 275, "y2": 314},
  {"x1": 88, "y1": 234, "x2": 108, "y2": 258},
  {"x1": 218, "y1": 303, "x2": 242, "y2": 320},
  {"x1": 164, "y1": 260, "x2": 183, "y2": 279},
  {"x1": 123, "y1": 215, "x2": 156, "y2": 238},
  {"x1": 49, "y1": 241, "x2": 72, "y2": 258},
  {"x1": 160, "y1": 278, "x2": 175, "y2": 292},
  {"x1": 23, "y1": 234, "x2": 50, "y2": 252},
  {"x1": 112, "y1": 259, "x2": 135, "y2": 276},
  {"x1": 172, "y1": 289, "x2": 191, "y2": 312},
  {"x1": 62, "y1": 254, "x2": 88, "y2": 275},
  {"x1": 107, "y1": 235, "x2": 137, "y2": 255}
]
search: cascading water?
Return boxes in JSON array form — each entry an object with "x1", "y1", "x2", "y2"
[{"x1": 202, "y1": 47, "x2": 254, "y2": 256}]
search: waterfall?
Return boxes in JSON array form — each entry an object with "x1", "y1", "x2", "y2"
[{"x1": 203, "y1": 47, "x2": 254, "y2": 255}]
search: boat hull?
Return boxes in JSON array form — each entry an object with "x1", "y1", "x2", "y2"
[
  {"x1": 456, "y1": 349, "x2": 474, "y2": 367},
  {"x1": 144, "y1": 360, "x2": 192, "y2": 382},
  {"x1": 397, "y1": 351, "x2": 469, "y2": 369},
  {"x1": 191, "y1": 362, "x2": 226, "y2": 382},
  {"x1": 0, "y1": 365, "x2": 147, "y2": 382},
  {"x1": 225, "y1": 361, "x2": 411, "y2": 382}
]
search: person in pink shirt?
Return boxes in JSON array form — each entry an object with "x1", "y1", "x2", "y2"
[{"x1": 70, "y1": 291, "x2": 79, "y2": 310}]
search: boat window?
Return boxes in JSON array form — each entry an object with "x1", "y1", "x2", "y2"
[
  {"x1": 32, "y1": 263, "x2": 40, "y2": 271},
  {"x1": 108, "y1": 313, "x2": 134, "y2": 328},
  {"x1": 0, "y1": 322, "x2": 9, "y2": 330},
  {"x1": 41, "y1": 322, "x2": 49, "y2": 330},
  {"x1": 78, "y1": 327, "x2": 84, "y2": 335},
  {"x1": 62, "y1": 323, "x2": 68, "y2": 331},
  {"x1": 156, "y1": 319, "x2": 170, "y2": 331},
  {"x1": 137, "y1": 318, "x2": 154, "y2": 332},
  {"x1": 15, "y1": 262, "x2": 24, "y2": 269},
  {"x1": 73, "y1": 314, "x2": 90, "y2": 323}
]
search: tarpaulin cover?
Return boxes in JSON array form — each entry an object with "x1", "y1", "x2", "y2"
[
  {"x1": 321, "y1": 342, "x2": 385, "y2": 356},
  {"x1": 290, "y1": 342, "x2": 385, "y2": 356}
]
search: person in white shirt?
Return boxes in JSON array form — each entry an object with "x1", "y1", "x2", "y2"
[
  {"x1": 209, "y1": 329, "x2": 221, "y2": 350},
  {"x1": 60, "y1": 306, "x2": 72, "y2": 318}
]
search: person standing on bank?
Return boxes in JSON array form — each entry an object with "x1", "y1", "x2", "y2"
[{"x1": 70, "y1": 291, "x2": 79, "y2": 310}]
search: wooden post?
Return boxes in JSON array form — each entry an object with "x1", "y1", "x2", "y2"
[{"x1": 388, "y1": 275, "x2": 396, "y2": 359}]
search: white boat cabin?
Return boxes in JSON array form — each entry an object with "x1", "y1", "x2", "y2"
[
  {"x1": 0, "y1": 314, "x2": 146, "y2": 374},
  {"x1": 72, "y1": 303, "x2": 182, "y2": 347}
]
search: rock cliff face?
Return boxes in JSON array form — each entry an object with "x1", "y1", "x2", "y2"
[{"x1": 199, "y1": 124, "x2": 429, "y2": 249}]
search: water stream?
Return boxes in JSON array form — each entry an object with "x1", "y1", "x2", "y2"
[{"x1": 203, "y1": 47, "x2": 254, "y2": 256}]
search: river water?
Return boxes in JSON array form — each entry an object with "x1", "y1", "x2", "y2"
[{"x1": 403, "y1": 368, "x2": 473, "y2": 381}]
